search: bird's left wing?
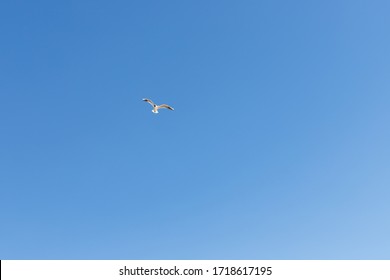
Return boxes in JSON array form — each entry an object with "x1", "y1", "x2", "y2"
[{"x1": 142, "y1": 98, "x2": 155, "y2": 107}]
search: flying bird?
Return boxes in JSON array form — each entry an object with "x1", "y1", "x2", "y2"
[{"x1": 142, "y1": 98, "x2": 174, "y2": 114}]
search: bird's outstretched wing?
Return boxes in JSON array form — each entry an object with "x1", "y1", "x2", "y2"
[
  {"x1": 157, "y1": 104, "x2": 174, "y2": 111},
  {"x1": 142, "y1": 98, "x2": 155, "y2": 107}
]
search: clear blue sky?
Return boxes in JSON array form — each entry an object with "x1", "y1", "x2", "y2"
[{"x1": 1, "y1": 0, "x2": 389, "y2": 259}]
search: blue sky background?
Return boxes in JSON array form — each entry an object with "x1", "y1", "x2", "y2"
[{"x1": 1, "y1": 0, "x2": 389, "y2": 259}]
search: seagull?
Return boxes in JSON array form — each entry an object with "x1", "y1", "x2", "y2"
[{"x1": 142, "y1": 98, "x2": 174, "y2": 114}]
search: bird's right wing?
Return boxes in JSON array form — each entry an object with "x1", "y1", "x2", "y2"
[
  {"x1": 158, "y1": 104, "x2": 174, "y2": 111},
  {"x1": 142, "y1": 98, "x2": 155, "y2": 107}
]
